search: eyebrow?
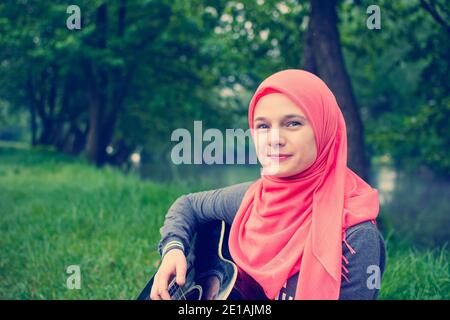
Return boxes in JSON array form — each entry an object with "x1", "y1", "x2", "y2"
[{"x1": 254, "y1": 114, "x2": 308, "y2": 122}]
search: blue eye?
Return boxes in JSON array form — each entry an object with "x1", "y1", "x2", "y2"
[
  {"x1": 287, "y1": 121, "x2": 302, "y2": 127},
  {"x1": 256, "y1": 122, "x2": 303, "y2": 129}
]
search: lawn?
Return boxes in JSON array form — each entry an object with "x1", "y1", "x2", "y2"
[{"x1": 0, "y1": 143, "x2": 448, "y2": 299}]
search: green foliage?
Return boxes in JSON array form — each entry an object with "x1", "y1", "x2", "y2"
[
  {"x1": 1, "y1": 145, "x2": 449, "y2": 299},
  {"x1": 1, "y1": 0, "x2": 449, "y2": 300},
  {"x1": 340, "y1": 0, "x2": 450, "y2": 176},
  {"x1": 0, "y1": 0, "x2": 448, "y2": 174}
]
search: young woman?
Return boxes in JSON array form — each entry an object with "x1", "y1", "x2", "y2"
[{"x1": 150, "y1": 69, "x2": 386, "y2": 300}]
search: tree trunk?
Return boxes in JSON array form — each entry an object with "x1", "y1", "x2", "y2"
[
  {"x1": 26, "y1": 75, "x2": 38, "y2": 146},
  {"x1": 85, "y1": 69, "x2": 108, "y2": 165},
  {"x1": 84, "y1": 2, "x2": 129, "y2": 166},
  {"x1": 302, "y1": 22, "x2": 318, "y2": 75},
  {"x1": 38, "y1": 66, "x2": 58, "y2": 145},
  {"x1": 104, "y1": 0, "x2": 128, "y2": 163},
  {"x1": 303, "y1": 0, "x2": 370, "y2": 181},
  {"x1": 85, "y1": 3, "x2": 109, "y2": 166}
]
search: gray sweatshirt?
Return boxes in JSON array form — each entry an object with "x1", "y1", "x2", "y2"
[{"x1": 157, "y1": 180, "x2": 386, "y2": 300}]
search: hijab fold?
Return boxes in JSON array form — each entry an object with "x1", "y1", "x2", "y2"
[{"x1": 228, "y1": 69, "x2": 379, "y2": 300}]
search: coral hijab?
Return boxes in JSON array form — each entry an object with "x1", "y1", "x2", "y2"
[{"x1": 228, "y1": 69, "x2": 379, "y2": 300}]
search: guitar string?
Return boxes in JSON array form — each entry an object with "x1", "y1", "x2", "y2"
[
  {"x1": 168, "y1": 283, "x2": 178, "y2": 296},
  {"x1": 171, "y1": 285, "x2": 186, "y2": 300},
  {"x1": 169, "y1": 262, "x2": 192, "y2": 300},
  {"x1": 157, "y1": 223, "x2": 241, "y2": 300},
  {"x1": 168, "y1": 282, "x2": 187, "y2": 300}
]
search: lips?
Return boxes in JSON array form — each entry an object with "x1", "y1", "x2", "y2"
[
  {"x1": 268, "y1": 154, "x2": 292, "y2": 157},
  {"x1": 267, "y1": 154, "x2": 292, "y2": 160}
]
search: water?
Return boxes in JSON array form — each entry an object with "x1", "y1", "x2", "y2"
[
  {"x1": 140, "y1": 162, "x2": 261, "y2": 189},
  {"x1": 139, "y1": 161, "x2": 449, "y2": 247},
  {"x1": 140, "y1": 160, "x2": 397, "y2": 196}
]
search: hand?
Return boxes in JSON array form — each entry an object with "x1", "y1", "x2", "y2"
[
  {"x1": 150, "y1": 248, "x2": 187, "y2": 300},
  {"x1": 199, "y1": 275, "x2": 221, "y2": 300}
]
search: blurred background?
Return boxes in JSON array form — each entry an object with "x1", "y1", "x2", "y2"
[{"x1": 0, "y1": 0, "x2": 449, "y2": 299}]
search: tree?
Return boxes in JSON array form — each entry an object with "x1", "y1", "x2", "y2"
[{"x1": 303, "y1": 0, "x2": 370, "y2": 181}]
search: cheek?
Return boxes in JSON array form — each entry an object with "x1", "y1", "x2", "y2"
[
  {"x1": 307, "y1": 138, "x2": 318, "y2": 163},
  {"x1": 254, "y1": 134, "x2": 269, "y2": 156},
  {"x1": 293, "y1": 133, "x2": 317, "y2": 163}
]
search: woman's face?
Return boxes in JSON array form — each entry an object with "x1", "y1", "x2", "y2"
[{"x1": 253, "y1": 93, "x2": 317, "y2": 178}]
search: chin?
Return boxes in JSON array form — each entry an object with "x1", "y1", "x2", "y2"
[
  {"x1": 273, "y1": 171, "x2": 295, "y2": 178},
  {"x1": 261, "y1": 165, "x2": 293, "y2": 177}
]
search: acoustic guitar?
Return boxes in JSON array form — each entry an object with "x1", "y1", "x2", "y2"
[{"x1": 137, "y1": 220, "x2": 268, "y2": 300}]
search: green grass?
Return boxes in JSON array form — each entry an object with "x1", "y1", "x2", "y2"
[
  {"x1": 0, "y1": 143, "x2": 449, "y2": 299},
  {"x1": 379, "y1": 235, "x2": 449, "y2": 299},
  {"x1": 0, "y1": 144, "x2": 191, "y2": 299}
]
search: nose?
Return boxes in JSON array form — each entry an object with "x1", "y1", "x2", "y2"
[{"x1": 267, "y1": 129, "x2": 286, "y2": 148}]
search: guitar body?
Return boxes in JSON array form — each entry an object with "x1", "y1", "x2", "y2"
[{"x1": 137, "y1": 220, "x2": 268, "y2": 300}]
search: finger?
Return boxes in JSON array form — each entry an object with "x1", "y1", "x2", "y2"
[
  {"x1": 150, "y1": 276, "x2": 161, "y2": 300},
  {"x1": 206, "y1": 287, "x2": 219, "y2": 300},
  {"x1": 150, "y1": 288, "x2": 161, "y2": 300},
  {"x1": 158, "y1": 272, "x2": 172, "y2": 300},
  {"x1": 175, "y1": 262, "x2": 187, "y2": 286}
]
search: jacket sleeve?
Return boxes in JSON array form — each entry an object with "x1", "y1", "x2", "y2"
[
  {"x1": 157, "y1": 180, "x2": 254, "y2": 258},
  {"x1": 339, "y1": 221, "x2": 387, "y2": 300}
]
